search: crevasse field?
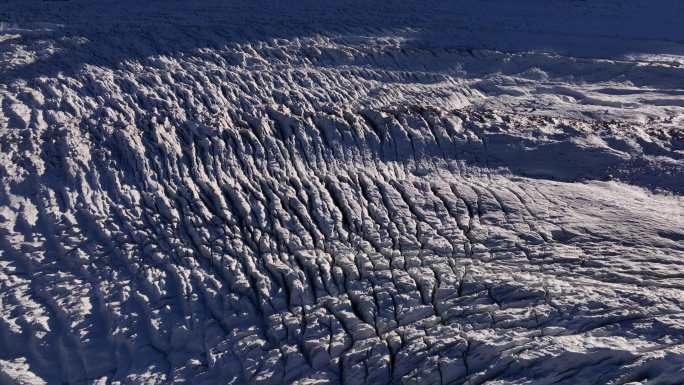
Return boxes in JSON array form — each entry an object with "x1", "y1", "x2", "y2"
[{"x1": 1, "y1": 1, "x2": 683, "y2": 384}]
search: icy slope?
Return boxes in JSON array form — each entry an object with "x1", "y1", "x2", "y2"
[{"x1": 1, "y1": 1, "x2": 683, "y2": 384}]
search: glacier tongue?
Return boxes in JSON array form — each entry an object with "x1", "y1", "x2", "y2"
[{"x1": 1, "y1": 1, "x2": 684, "y2": 384}]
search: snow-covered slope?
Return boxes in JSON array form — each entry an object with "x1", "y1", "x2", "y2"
[{"x1": 1, "y1": 1, "x2": 683, "y2": 384}]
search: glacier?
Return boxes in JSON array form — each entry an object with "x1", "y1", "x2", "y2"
[{"x1": 0, "y1": 1, "x2": 683, "y2": 384}]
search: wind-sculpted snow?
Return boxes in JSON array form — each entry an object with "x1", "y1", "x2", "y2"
[{"x1": 1, "y1": 1, "x2": 684, "y2": 384}]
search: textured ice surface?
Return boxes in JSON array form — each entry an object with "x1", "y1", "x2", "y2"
[{"x1": 1, "y1": 1, "x2": 683, "y2": 384}]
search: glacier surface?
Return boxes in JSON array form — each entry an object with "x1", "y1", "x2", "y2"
[{"x1": 0, "y1": 1, "x2": 683, "y2": 384}]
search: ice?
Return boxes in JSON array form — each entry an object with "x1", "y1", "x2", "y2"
[{"x1": 0, "y1": 0, "x2": 683, "y2": 384}]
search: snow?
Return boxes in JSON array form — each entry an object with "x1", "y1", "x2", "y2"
[{"x1": 0, "y1": 0, "x2": 683, "y2": 384}]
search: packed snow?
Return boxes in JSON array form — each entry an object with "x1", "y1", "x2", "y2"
[{"x1": 0, "y1": 1, "x2": 683, "y2": 384}]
